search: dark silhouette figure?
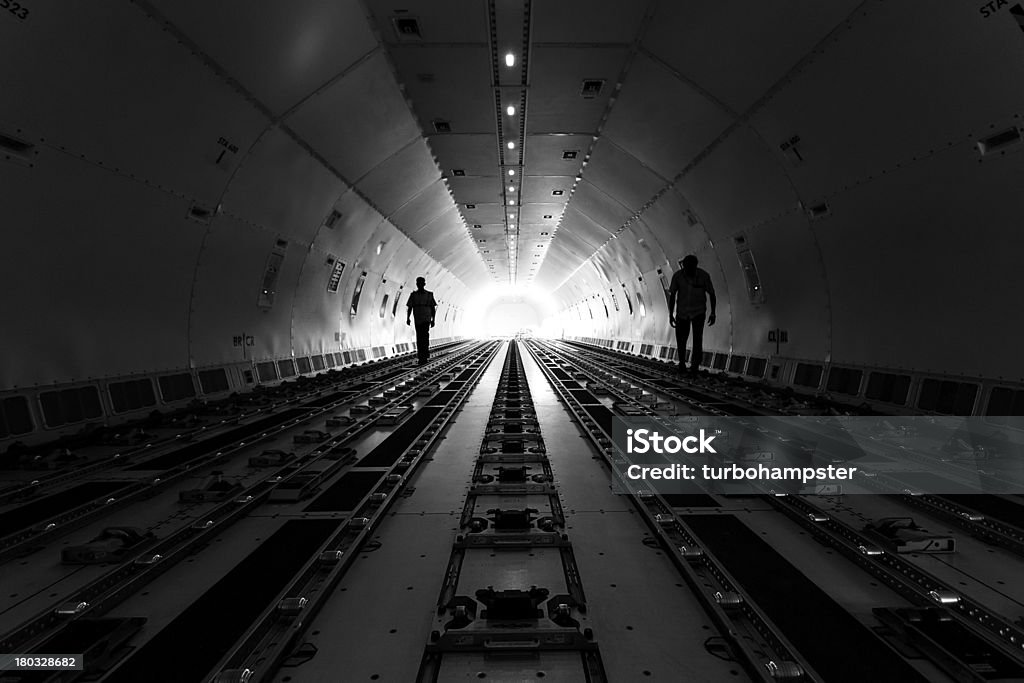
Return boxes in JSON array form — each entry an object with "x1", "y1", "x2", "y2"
[
  {"x1": 406, "y1": 277, "x2": 437, "y2": 365},
  {"x1": 668, "y1": 255, "x2": 716, "y2": 374}
]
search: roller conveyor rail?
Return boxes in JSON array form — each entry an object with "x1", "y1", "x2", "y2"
[
  {"x1": 416, "y1": 341, "x2": 606, "y2": 681},
  {"x1": 0, "y1": 342, "x2": 499, "y2": 663},
  {"x1": 523, "y1": 340, "x2": 809, "y2": 682},
  {"x1": 524, "y1": 338, "x2": 1024, "y2": 682},
  {"x1": 201, "y1": 342, "x2": 503, "y2": 683},
  {"x1": 0, "y1": 339, "x2": 472, "y2": 505},
  {"x1": 0, "y1": 342, "x2": 480, "y2": 561}
]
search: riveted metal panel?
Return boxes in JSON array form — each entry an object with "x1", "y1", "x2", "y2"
[
  {"x1": 222, "y1": 126, "x2": 344, "y2": 244},
  {"x1": 603, "y1": 53, "x2": 733, "y2": 180},
  {"x1": 642, "y1": 0, "x2": 861, "y2": 112},
  {"x1": 152, "y1": 0, "x2": 379, "y2": 115},
  {"x1": 286, "y1": 52, "x2": 420, "y2": 181}
]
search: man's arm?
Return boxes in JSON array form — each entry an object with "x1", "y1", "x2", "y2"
[
  {"x1": 406, "y1": 293, "x2": 413, "y2": 325},
  {"x1": 667, "y1": 272, "x2": 678, "y2": 327},
  {"x1": 429, "y1": 294, "x2": 437, "y2": 328},
  {"x1": 705, "y1": 274, "x2": 717, "y2": 326}
]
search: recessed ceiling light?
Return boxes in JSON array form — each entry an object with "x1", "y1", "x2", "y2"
[
  {"x1": 505, "y1": 53, "x2": 515, "y2": 67},
  {"x1": 507, "y1": 105, "x2": 515, "y2": 116},
  {"x1": 507, "y1": 141, "x2": 515, "y2": 149},
  {"x1": 508, "y1": 186, "x2": 515, "y2": 192},
  {"x1": 466, "y1": 203, "x2": 476, "y2": 209},
  {"x1": 552, "y1": 190, "x2": 563, "y2": 196},
  {"x1": 508, "y1": 199, "x2": 515, "y2": 205},
  {"x1": 508, "y1": 169, "x2": 515, "y2": 176},
  {"x1": 543, "y1": 214, "x2": 552, "y2": 219},
  {"x1": 452, "y1": 169, "x2": 465, "y2": 176}
]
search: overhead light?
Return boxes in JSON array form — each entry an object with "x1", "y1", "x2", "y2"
[
  {"x1": 505, "y1": 53, "x2": 515, "y2": 67},
  {"x1": 507, "y1": 105, "x2": 515, "y2": 116},
  {"x1": 508, "y1": 186, "x2": 515, "y2": 192},
  {"x1": 507, "y1": 141, "x2": 515, "y2": 149},
  {"x1": 508, "y1": 169, "x2": 515, "y2": 176},
  {"x1": 508, "y1": 199, "x2": 515, "y2": 205}
]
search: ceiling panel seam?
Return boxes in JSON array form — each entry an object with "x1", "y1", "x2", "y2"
[
  {"x1": 537, "y1": 0, "x2": 659, "y2": 284},
  {"x1": 130, "y1": 0, "x2": 466, "y2": 294},
  {"x1": 355, "y1": 0, "x2": 486, "y2": 289},
  {"x1": 548, "y1": 0, "x2": 873, "y2": 298}
]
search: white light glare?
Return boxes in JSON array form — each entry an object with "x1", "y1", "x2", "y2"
[
  {"x1": 507, "y1": 105, "x2": 515, "y2": 116},
  {"x1": 508, "y1": 199, "x2": 515, "y2": 205},
  {"x1": 507, "y1": 141, "x2": 515, "y2": 149},
  {"x1": 508, "y1": 169, "x2": 515, "y2": 176},
  {"x1": 508, "y1": 186, "x2": 515, "y2": 192},
  {"x1": 505, "y1": 53, "x2": 515, "y2": 67}
]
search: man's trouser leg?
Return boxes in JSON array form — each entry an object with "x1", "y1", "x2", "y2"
[
  {"x1": 415, "y1": 322, "x2": 431, "y2": 363},
  {"x1": 674, "y1": 314, "x2": 691, "y2": 372},
  {"x1": 690, "y1": 314, "x2": 706, "y2": 372}
]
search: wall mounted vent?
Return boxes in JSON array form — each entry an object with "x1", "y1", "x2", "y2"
[
  {"x1": 552, "y1": 190, "x2": 563, "y2": 196},
  {"x1": 0, "y1": 396, "x2": 33, "y2": 437},
  {"x1": 562, "y1": 150, "x2": 579, "y2": 159},
  {"x1": 324, "y1": 209, "x2": 341, "y2": 228},
  {"x1": 865, "y1": 371, "x2": 910, "y2": 405},
  {"x1": 187, "y1": 203, "x2": 215, "y2": 224},
  {"x1": 977, "y1": 127, "x2": 1022, "y2": 156},
  {"x1": 392, "y1": 16, "x2": 422, "y2": 40},
  {"x1": 198, "y1": 368, "x2": 229, "y2": 394},
  {"x1": 466, "y1": 204, "x2": 476, "y2": 209},
  {"x1": 433, "y1": 120, "x2": 451, "y2": 133},
  {"x1": 746, "y1": 357, "x2": 767, "y2": 378},
  {"x1": 580, "y1": 79, "x2": 605, "y2": 98},
  {"x1": 452, "y1": 169, "x2": 465, "y2": 176},
  {"x1": 806, "y1": 202, "x2": 830, "y2": 220}
]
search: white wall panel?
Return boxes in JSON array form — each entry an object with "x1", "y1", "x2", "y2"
[
  {"x1": 221, "y1": 126, "x2": 345, "y2": 245},
  {"x1": 0, "y1": 150, "x2": 203, "y2": 387},
  {"x1": 0, "y1": 0, "x2": 266, "y2": 205},
  {"x1": 188, "y1": 216, "x2": 301, "y2": 365},
  {"x1": 152, "y1": 0, "x2": 379, "y2": 116},
  {"x1": 602, "y1": 54, "x2": 733, "y2": 179},
  {"x1": 749, "y1": 1, "x2": 1024, "y2": 203},
  {"x1": 817, "y1": 146, "x2": 1024, "y2": 378},
  {"x1": 642, "y1": 0, "x2": 860, "y2": 112},
  {"x1": 676, "y1": 126, "x2": 798, "y2": 235},
  {"x1": 286, "y1": 53, "x2": 421, "y2": 182}
]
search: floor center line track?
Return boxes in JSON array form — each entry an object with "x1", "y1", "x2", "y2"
[
  {"x1": 416, "y1": 341, "x2": 606, "y2": 682},
  {"x1": 0, "y1": 342, "x2": 500, "y2": 681}
]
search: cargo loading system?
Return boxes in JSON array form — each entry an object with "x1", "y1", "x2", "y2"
[{"x1": 1, "y1": 341, "x2": 1023, "y2": 681}]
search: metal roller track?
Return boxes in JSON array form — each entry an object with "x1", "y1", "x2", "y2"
[
  {"x1": 0, "y1": 342, "x2": 499, "y2": 674},
  {"x1": 416, "y1": 341, "x2": 607, "y2": 682},
  {"x1": 527, "y1": 338, "x2": 1024, "y2": 682}
]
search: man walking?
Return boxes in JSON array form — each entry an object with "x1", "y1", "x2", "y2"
[
  {"x1": 406, "y1": 277, "x2": 437, "y2": 365},
  {"x1": 668, "y1": 255, "x2": 716, "y2": 374}
]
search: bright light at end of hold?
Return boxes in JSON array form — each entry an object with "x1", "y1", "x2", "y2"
[
  {"x1": 508, "y1": 169, "x2": 515, "y2": 176},
  {"x1": 505, "y1": 53, "x2": 515, "y2": 67},
  {"x1": 506, "y1": 105, "x2": 515, "y2": 116}
]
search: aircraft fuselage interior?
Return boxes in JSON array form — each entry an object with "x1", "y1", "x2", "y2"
[{"x1": 2, "y1": 2, "x2": 1024, "y2": 681}]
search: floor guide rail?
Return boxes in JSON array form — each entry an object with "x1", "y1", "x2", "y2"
[
  {"x1": 417, "y1": 341, "x2": 606, "y2": 681},
  {"x1": 523, "y1": 338, "x2": 1024, "y2": 682},
  {"x1": 0, "y1": 342, "x2": 499, "y2": 682}
]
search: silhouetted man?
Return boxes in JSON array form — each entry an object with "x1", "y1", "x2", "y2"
[
  {"x1": 669, "y1": 255, "x2": 716, "y2": 374},
  {"x1": 406, "y1": 277, "x2": 437, "y2": 365}
]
